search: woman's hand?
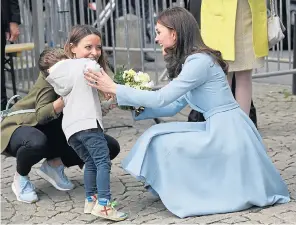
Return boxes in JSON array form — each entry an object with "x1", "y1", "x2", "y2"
[
  {"x1": 84, "y1": 69, "x2": 117, "y2": 95},
  {"x1": 53, "y1": 97, "x2": 64, "y2": 114}
]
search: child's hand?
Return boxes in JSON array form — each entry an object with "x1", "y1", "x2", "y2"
[
  {"x1": 104, "y1": 93, "x2": 115, "y2": 100},
  {"x1": 109, "y1": 104, "x2": 117, "y2": 110},
  {"x1": 101, "y1": 99, "x2": 117, "y2": 116}
]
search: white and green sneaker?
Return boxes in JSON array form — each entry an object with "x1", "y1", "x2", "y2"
[
  {"x1": 91, "y1": 199, "x2": 128, "y2": 221},
  {"x1": 84, "y1": 195, "x2": 97, "y2": 214}
]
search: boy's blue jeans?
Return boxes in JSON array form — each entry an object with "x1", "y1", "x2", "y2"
[{"x1": 69, "y1": 128, "x2": 111, "y2": 200}]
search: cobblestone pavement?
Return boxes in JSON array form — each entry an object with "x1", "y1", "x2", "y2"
[{"x1": 1, "y1": 83, "x2": 296, "y2": 224}]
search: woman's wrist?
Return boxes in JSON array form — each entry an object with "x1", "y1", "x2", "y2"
[{"x1": 111, "y1": 83, "x2": 118, "y2": 95}]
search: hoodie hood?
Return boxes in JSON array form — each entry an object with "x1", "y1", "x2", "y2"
[
  {"x1": 46, "y1": 58, "x2": 101, "y2": 97},
  {"x1": 46, "y1": 59, "x2": 74, "y2": 96}
]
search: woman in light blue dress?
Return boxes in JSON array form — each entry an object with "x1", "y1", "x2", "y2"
[{"x1": 84, "y1": 7, "x2": 290, "y2": 218}]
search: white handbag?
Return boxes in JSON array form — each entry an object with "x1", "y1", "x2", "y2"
[{"x1": 267, "y1": 0, "x2": 286, "y2": 49}]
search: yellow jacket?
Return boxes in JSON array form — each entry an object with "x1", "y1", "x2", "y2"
[{"x1": 200, "y1": 0, "x2": 268, "y2": 61}]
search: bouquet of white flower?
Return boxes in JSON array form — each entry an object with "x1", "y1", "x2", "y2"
[{"x1": 114, "y1": 67, "x2": 154, "y2": 115}]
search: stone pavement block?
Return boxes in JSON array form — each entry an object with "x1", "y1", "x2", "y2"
[
  {"x1": 285, "y1": 177, "x2": 296, "y2": 185},
  {"x1": 127, "y1": 186, "x2": 146, "y2": 192},
  {"x1": 111, "y1": 181, "x2": 126, "y2": 196},
  {"x1": 38, "y1": 186, "x2": 71, "y2": 203},
  {"x1": 0, "y1": 220, "x2": 9, "y2": 224},
  {"x1": 34, "y1": 209, "x2": 58, "y2": 218},
  {"x1": 45, "y1": 212, "x2": 77, "y2": 223},
  {"x1": 26, "y1": 216, "x2": 50, "y2": 224},
  {"x1": 145, "y1": 217, "x2": 190, "y2": 224},
  {"x1": 55, "y1": 205, "x2": 73, "y2": 212},
  {"x1": 136, "y1": 207, "x2": 165, "y2": 217},
  {"x1": 8, "y1": 214, "x2": 32, "y2": 223},
  {"x1": 13, "y1": 203, "x2": 37, "y2": 216},
  {"x1": 125, "y1": 182, "x2": 143, "y2": 187},
  {"x1": 274, "y1": 161, "x2": 291, "y2": 170},
  {"x1": 131, "y1": 214, "x2": 164, "y2": 224},
  {"x1": 276, "y1": 211, "x2": 296, "y2": 223},
  {"x1": 237, "y1": 221, "x2": 262, "y2": 224},
  {"x1": 1, "y1": 206, "x2": 15, "y2": 220},
  {"x1": 259, "y1": 202, "x2": 296, "y2": 215},
  {"x1": 68, "y1": 186, "x2": 85, "y2": 203},
  {"x1": 111, "y1": 166, "x2": 129, "y2": 177},
  {"x1": 181, "y1": 213, "x2": 232, "y2": 224},
  {"x1": 69, "y1": 213, "x2": 98, "y2": 223},
  {"x1": 245, "y1": 213, "x2": 286, "y2": 223},
  {"x1": 274, "y1": 153, "x2": 294, "y2": 162},
  {"x1": 121, "y1": 204, "x2": 148, "y2": 218},
  {"x1": 220, "y1": 215, "x2": 250, "y2": 223}
]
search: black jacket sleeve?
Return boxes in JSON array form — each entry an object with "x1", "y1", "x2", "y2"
[{"x1": 9, "y1": 0, "x2": 21, "y2": 24}]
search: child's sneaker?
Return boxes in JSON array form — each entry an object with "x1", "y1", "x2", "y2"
[
  {"x1": 91, "y1": 199, "x2": 128, "y2": 221},
  {"x1": 84, "y1": 195, "x2": 97, "y2": 214}
]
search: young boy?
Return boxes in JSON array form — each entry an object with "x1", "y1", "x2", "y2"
[{"x1": 38, "y1": 48, "x2": 127, "y2": 221}]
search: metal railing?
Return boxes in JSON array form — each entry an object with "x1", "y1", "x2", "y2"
[{"x1": 4, "y1": 0, "x2": 296, "y2": 94}]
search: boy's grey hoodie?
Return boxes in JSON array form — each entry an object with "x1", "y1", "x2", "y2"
[{"x1": 46, "y1": 58, "x2": 104, "y2": 141}]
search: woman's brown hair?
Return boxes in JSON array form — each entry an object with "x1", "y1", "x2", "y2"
[
  {"x1": 64, "y1": 25, "x2": 108, "y2": 71},
  {"x1": 157, "y1": 7, "x2": 228, "y2": 79}
]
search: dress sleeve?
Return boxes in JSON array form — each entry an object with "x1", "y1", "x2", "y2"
[
  {"x1": 116, "y1": 54, "x2": 211, "y2": 108},
  {"x1": 134, "y1": 96, "x2": 187, "y2": 121}
]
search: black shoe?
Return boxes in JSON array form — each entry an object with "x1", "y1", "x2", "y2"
[
  {"x1": 144, "y1": 53, "x2": 155, "y2": 62},
  {"x1": 250, "y1": 101, "x2": 257, "y2": 128},
  {"x1": 188, "y1": 110, "x2": 205, "y2": 122}
]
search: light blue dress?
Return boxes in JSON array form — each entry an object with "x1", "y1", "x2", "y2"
[{"x1": 116, "y1": 53, "x2": 290, "y2": 218}]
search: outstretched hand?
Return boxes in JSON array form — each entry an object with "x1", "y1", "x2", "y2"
[{"x1": 84, "y1": 69, "x2": 117, "y2": 95}]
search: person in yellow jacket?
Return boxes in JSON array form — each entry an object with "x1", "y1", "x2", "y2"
[{"x1": 201, "y1": 0, "x2": 268, "y2": 115}]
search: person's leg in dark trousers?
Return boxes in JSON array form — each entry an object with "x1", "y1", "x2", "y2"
[
  {"x1": 1, "y1": 25, "x2": 8, "y2": 110},
  {"x1": 36, "y1": 115, "x2": 83, "y2": 167},
  {"x1": 6, "y1": 126, "x2": 51, "y2": 176},
  {"x1": 6, "y1": 126, "x2": 49, "y2": 203},
  {"x1": 43, "y1": 115, "x2": 121, "y2": 168},
  {"x1": 33, "y1": 116, "x2": 75, "y2": 191}
]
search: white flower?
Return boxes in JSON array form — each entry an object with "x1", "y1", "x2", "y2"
[
  {"x1": 133, "y1": 74, "x2": 140, "y2": 82},
  {"x1": 141, "y1": 81, "x2": 154, "y2": 89},
  {"x1": 137, "y1": 72, "x2": 150, "y2": 83}
]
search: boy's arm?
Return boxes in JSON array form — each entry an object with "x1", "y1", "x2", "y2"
[{"x1": 46, "y1": 60, "x2": 75, "y2": 97}]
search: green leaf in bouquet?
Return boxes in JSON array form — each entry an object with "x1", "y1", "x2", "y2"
[{"x1": 114, "y1": 65, "x2": 126, "y2": 85}]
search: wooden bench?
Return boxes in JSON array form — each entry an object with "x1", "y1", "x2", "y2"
[{"x1": 4, "y1": 43, "x2": 34, "y2": 96}]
